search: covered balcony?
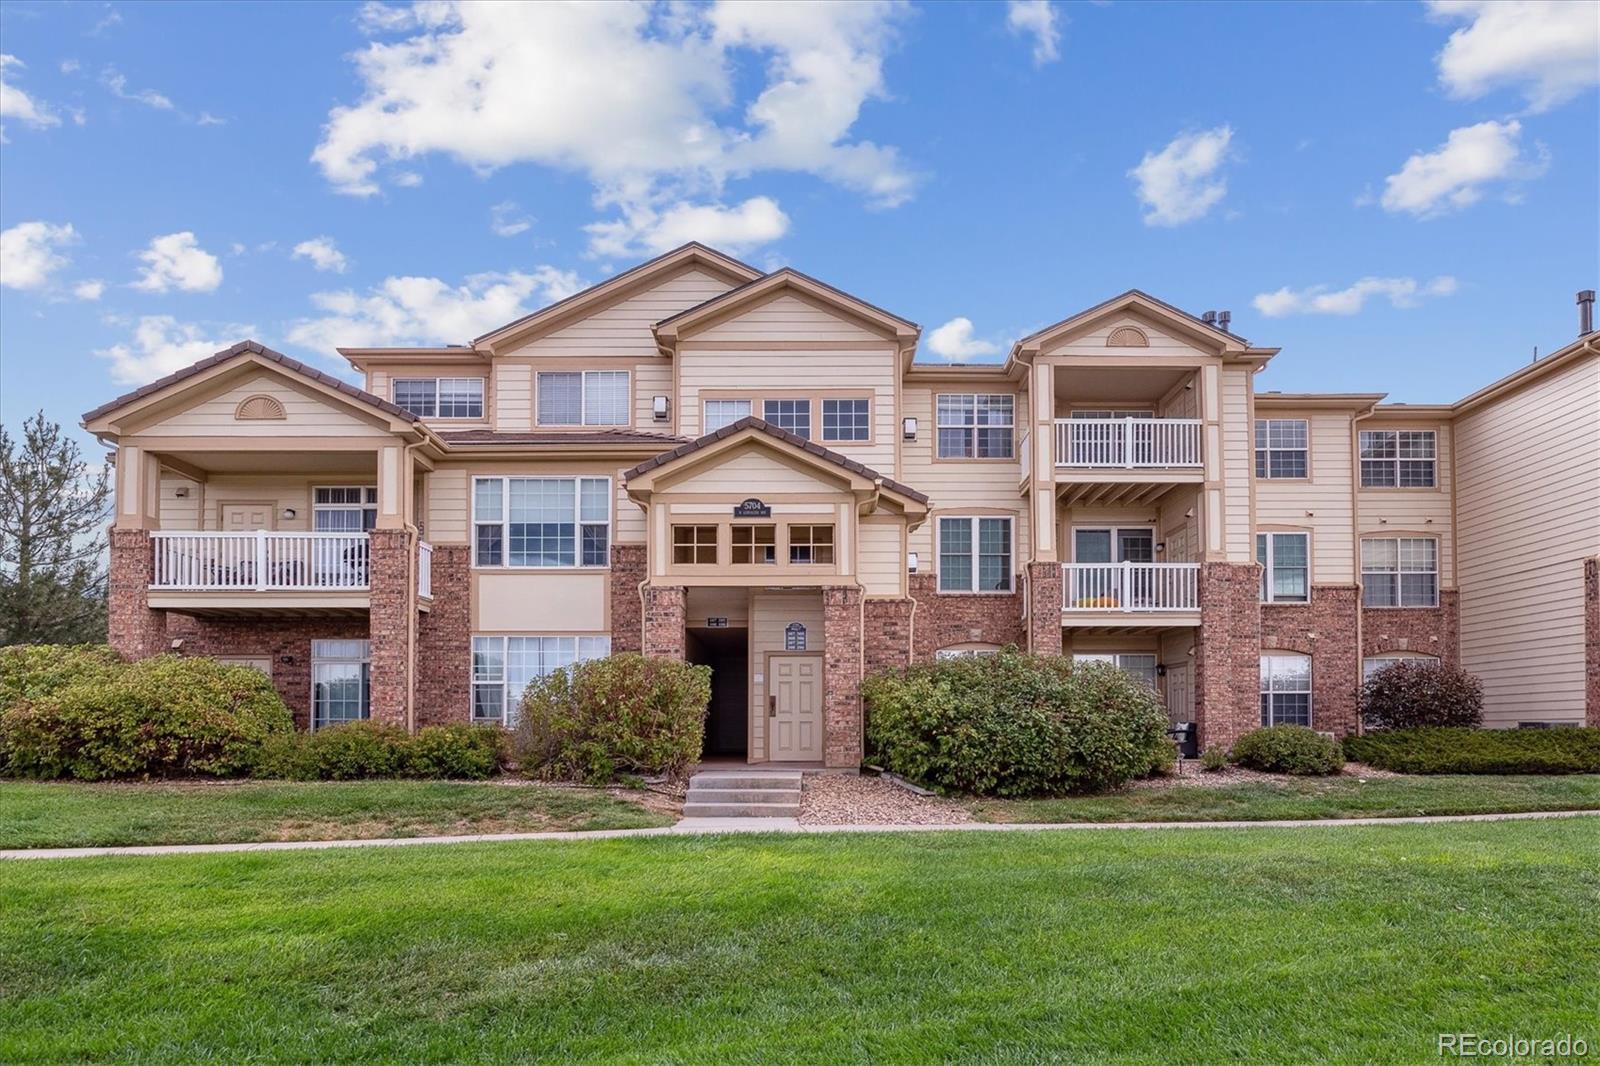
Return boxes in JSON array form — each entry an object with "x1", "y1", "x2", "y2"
[
  {"x1": 1061, "y1": 561, "x2": 1200, "y2": 627},
  {"x1": 1049, "y1": 365, "x2": 1205, "y2": 506}
]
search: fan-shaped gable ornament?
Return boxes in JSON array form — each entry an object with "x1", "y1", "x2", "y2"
[
  {"x1": 235, "y1": 394, "x2": 287, "y2": 420},
  {"x1": 1106, "y1": 326, "x2": 1149, "y2": 348}
]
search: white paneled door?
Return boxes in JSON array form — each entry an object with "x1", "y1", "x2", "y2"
[{"x1": 770, "y1": 655, "x2": 823, "y2": 761}]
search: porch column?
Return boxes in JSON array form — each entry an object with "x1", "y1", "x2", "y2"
[
  {"x1": 641, "y1": 585, "x2": 687, "y2": 659},
  {"x1": 822, "y1": 585, "x2": 864, "y2": 769},
  {"x1": 1193, "y1": 561, "x2": 1261, "y2": 752},
  {"x1": 1025, "y1": 561, "x2": 1063, "y2": 656},
  {"x1": 107, "y1": 445, "x2": 166, "y2": 660},
  {"x1": 367, "y1": 527, "x2": 416, "y2": 728}
]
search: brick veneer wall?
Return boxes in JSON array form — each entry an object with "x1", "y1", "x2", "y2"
[
  {"x1": 1585, "y1": 558, "x2": 1599, "y2": 727},
  {"x1": 107, "y1": 528, "x2": 166, "y2": 660},
  {"x1": 167, "y1": 615, "x2": 369, "y2": 730},
  {"x1": 367, "y1": 528, "x2": 415, "y2": 727},
  {"x1": 908, "y1": 574, "x2": 1026, "y2": 662},
  {"x1": 609, "y1": 544, "x2": 647, "y2": 654},
  {"x1": 1024, "y1": 562, "x2": 1064, "y2": 656},
  {"x1": 1361, "y1": 590, "x2": 1460, "y2": 665},
  {"x1": 642, "y1": 585, "x2": 686, "y2": 659},
  {"x1": 863, "y1": 598, "x2": 914, "y2": 678},
  {"x1": 822, "y1": 586, "x2": 865, "y2": 768},
  {"x1": 415, "y1": 545, "x2": 471, "y2": 727},
  {"x1": 1260, "y1": 585, "x2": 1361, "y2": 737},
  {"x1": 1194, "y1": 562, "x2": 1261, "y2": 751}
]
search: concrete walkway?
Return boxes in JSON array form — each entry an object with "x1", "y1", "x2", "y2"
[{"x1": 2, "y1": 808, "x2": 1595, "y2": 861}]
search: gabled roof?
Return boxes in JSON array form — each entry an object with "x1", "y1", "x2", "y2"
[
  {"x1": 1010, "y1": 289, "x2": 1256, "y2": 362},
  {"x1": 471, "y1": 242, "x2": 763, "y2": 352},
  {"x1": 653, "y1": 267, "x2": 920, "y2": 353}
]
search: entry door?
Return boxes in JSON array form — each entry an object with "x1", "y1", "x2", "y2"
[
  {"x1": 770, "y1": 655, "x2": 823, "y2": 761},
  {"x1": 1164, "y1": 663, "x2": 1193, "y2": 726},
  {"x1": 221, "y1": 503, "x2": 275, "y2": 531}
]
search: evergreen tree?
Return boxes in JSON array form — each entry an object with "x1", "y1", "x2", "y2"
[{"x1": 0, "y1": 412, "x2": 113, "y2": 645}]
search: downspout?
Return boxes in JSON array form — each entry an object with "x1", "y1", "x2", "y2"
[{"x1": 1349, "y1": 404, "x2": 1377, "y2": 737}]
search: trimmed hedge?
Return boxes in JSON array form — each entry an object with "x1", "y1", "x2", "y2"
[
  {"x1": 1345, "y1": 727, "x2": 1600, "y2": 775},
  {"x1": 863, "y1": 652, "x2": 1171, "y2": 797},
  {"x1": 515, "y1": 653, "x2": 711, "y2": 784},
  {"x1": 1230, "y1": 726, "x2": 1344, "y2": 776},
  {"x1": 258, "y1": 721, "x2": 506, "y2": 780},
  {"x1": 1362, "y1": 660, "x2": 1483, "y2": 731}
]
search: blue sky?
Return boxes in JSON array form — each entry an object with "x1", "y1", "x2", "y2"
[{"x1": 2, "y1": 0, "x2": 1596, "y2": 448}]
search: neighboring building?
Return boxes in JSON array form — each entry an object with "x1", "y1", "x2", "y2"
[{"x1": 83, "y1": 246, "x2": 1600, "y2": 763}]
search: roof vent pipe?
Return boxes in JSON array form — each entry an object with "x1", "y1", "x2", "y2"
[
  {"x1": 1217, "y1": 310, "x2": 1232, "y2": 332},
  {"x1": 1579, "y1": 290, "x2": 1595, "y2": 336},
  {"x1": 1201, "y1": 311, "x2": 1217, "y2": 325}
]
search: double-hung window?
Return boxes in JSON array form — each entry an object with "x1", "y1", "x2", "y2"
[
  {"x1": 1360, "y1": 429, "x2": 1436, "y2": 487},
  {"x1": 473, "y1": 477, "x2": 610, "y2": 568},
  {"x1": 311, "y1": 639, "x2": 371, "y2": 730},
  {"x1": 537, "y1": 371, "x2": 630, "y2": 426},
  {"x1": 704, "y1": 399, "x2": 752, "y2": 433},
  {"x1": 1254, "y1": 418, "x2": 1308, "y2": 479},
  {"x1": 763, "y1": 399, "x2": 811, "y2": 439},
  {"x1": 939, "y1": 516, "x2": 1013, "y2": 592},
  {"x1": 821, "y1": 398, "x2": 870, "y2": 442},
  {"x1": 392, "y1": 378, "x2": 484, "y2": 419},
  {"x1": 1361, "y1": 537, "x2": 1438, "y2": 607},
  {"x1": 1257, "y1": 531, "x2": 1310, "y2": 603},
  {"x1": 471, "y1": 635, "x2": 611, "y2": 726},
  {"x1": 937, "y1": 394, "x2": 1014, "y2": 459},
  {"x1": 313, "y1": 486, "x2": 377, "y2": 531},
  {"x1": 1260, "y1": 653, "x2": 1312, "y2": 727}
]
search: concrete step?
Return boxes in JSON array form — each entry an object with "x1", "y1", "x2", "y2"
[
  {"x1": 681, "y1": 801, "x2": 803, "y2": 818},
  {"x1": 684, "y1": 788, "x2": 802, "y2": 805},
  {"x1": 688, "y1": 773, "x2": 803, "y2": 792}
]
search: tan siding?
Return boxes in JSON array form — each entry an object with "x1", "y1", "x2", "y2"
[
  {"x1": 669, "y1": 449, "x2": 844, "y2": 494},
  {"x1": 615, "y1": 476, "x2": 646, "y2": 544},
  {"x1": 748, "y1": 590, "x2": 826, "y2": 761},
  {"x1": 493, "y1": 364, "x2": 532, "y2": 432},
  {"x1": 1356, "y1": 421, "x2": 1456, "y2": 585},
  {"x1": 634, "y1": 362, "x2": 673, "y2": 432},
  {"x1": 426, "y1": 467, "x2": 470, "y2": 544},
  {"x1": 507, "y1": 268, "x2": 733, "y2": 357},
  {"x1": 197, "y1": 476, "x2": 335, "y2": 531},
  {"x1": 1255, "y1": 411, "x2": 1357, "y2": 583},
  {"x1": 1042, "y1": 315, "x2": 1209, "y2": 358},
  {"x1": 474, "y1": 572, "x2": 609, "y2": 632},
  {"x1": 858, "y1": 517, "x2": 905, "y2": 597},
  {"x1": 1453, "y1": 355, "x2": 1600, "y2": 725},
  {"x1": 142, "y1": 375, "x2": 391, "y2": 438},
  {"x1": 157, "y1": 473, "x2": 201, "y2": 530},
  {"x1": 692, "y1": 293, "x2": 882, "y2": 343},
  {"x1": 900, "y1": 385, "x2": 1029, "y2": 566},
  {"x1": 1219, "y1": 366, "x2": 1253, "y2": 560}
]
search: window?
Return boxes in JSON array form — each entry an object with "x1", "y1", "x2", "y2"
[
  {"x1": 673, "y1": 525, "x2": 718, "y2": 565},
  {"x1": 704, "y1": 399, "x2": 751, "y2": 433},
  {"x1": 311, "y1": 639, "x2": 370, "y2": 731},
  {"x1": 1363, "y1": 653, "x2": 1439, "y2": 682},
  {"x1": 763, "y1": 399, "x2": 811, "y2": 439},
  {"x1": 822, "y1": 398, "x2": 870, "y2": 442},
  {"x1": 1074, "y1": 653, "x2": 1159, "y2": 688},
  {"x1": 392, "y1": 377, "x2": 484, "y2": 419},
  {"x1": 313, "y1": 486, "x2": 377, "y2": 532},
  {"x1": 939, "y1": 516, "x2": 1013, "y2": 592},
  {"x1": 937, "y1": 394, "x2": 1014, "y2": 459},
  {"x1": 1255, "y1": 418, "x2": 1308, "y2": 479},
  {"x1": 1256, "y1": 532, "x2": 1310, "y2": 603},
  {"x1": 1362, "y1": 537, "x2": 1438, "y2": 607},
  {"x1": 537, "y1": 371, "x2": 630, "y2": 426},
  {"x1": 1260, "y1": 653, "x2": 1311, "y2": 727},
  {"x1": 731, "y1": 524, "x2": 776, "y2": 564},
  {"x1": 471, "y1": 635, "x2": 610, "y2": 726},
  {"x1": 472, "y1": 477, "x2": 610, "y2": 568},
  {"x1": 788, "y1": 524, "x2": 834, "y2": 565},
  {"x1": 1360, "y1": 430, "x2": 1436, "y2": 487},
  {"x1": 936, "y1": 645, "x2": 1000, "y2": 660},
  {"x1": 1073, "y1": 527, "x2": 1154, "y2": 564}
]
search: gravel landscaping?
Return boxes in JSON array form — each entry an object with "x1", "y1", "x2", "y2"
[{"x1": 799, "y1": 773, "x2": 971, "y2": 825}]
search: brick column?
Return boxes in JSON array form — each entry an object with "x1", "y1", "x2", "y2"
[
  {"x1": 107, "y1": 528, "x2": 166, "y2": 660},
  {"x1": 415, "y1": 545, "x2": 471, "y2": 727},
  {"x1": 1025, "y1": 561, "x2": 1063, "y2": 656},
  {"x1": 641, "y1": 585, "x2": 686, "y2": 659},
  {"x1": 1194, "y1": 561, "x2": 1261, "y2": 752},
  {"x1": 609, "y1": 544, "x2": 647, "y2": 654},
  {"x1": 367, "y1": 528, "x2": 416, "y2": 728},
  {"x1": 862, "y1": 598, "x2": 914, "y2": 678},
  {"x1": 1261, "y1": 586, "x2": 1361, "y2": 737},
  {"x1": 823, "y1": 585, "x2": 865, "y2": 769},
  {"x1": 1586, "y1": 557, "x2": 1599, "y2": 727}
]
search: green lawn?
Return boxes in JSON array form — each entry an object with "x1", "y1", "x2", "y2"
[
  {"x1": 1, "y1": 822, "x2": 1596, "y2": 1062},
  {"x1": 0, "y1": 779, "x2": 673, "y2": 849},
  {"x1": 971, "y1": 773, "x2": 1600, "y2": 824}
]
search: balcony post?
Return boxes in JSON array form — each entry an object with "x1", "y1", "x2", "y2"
[
  {"x1": 367, "y1": 527, "x2": 416, "y2": 730},
  {"x1": 255, "y1": 529, "x2": 268, "y2": 591}
]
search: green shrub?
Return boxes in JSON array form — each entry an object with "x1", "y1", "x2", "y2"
[
  {"x1": 1147, "y1": 737, "x2": 1179, "y2": 777},
  {"x1": 1199, "y1": 746, "x2": 1230, "y2": 772},
  {"x1": 0, "y1": 644, "x2": 121, "y2": 714},
  {"x1": 1230, "y1": 725, "x2": 1344, "y2": 776},
  {"x1": 269, "y1": 721, "x2": 411, "y2": 780},
  {"x1": 405, "y1": 724, "x2": 506, "y2": 780},
  {"x1": 0, "y1": 654, "x2": 293, "y2": 780},
  {"x1": 1345, "y1": 727, "x2": 1600, "y2": 775},
  {"x1": 863, "y1": 653, "x2": 1170, "y2": 797},
  {"x1": 1362, "y1": 660, "x2": 1484, "y2": 731},
  {"x1": 514, "y1": 653, "x2": 711, "y2": 785}
]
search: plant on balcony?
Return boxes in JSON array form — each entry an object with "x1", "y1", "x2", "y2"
[
  {"x1": 863, "y1": 652, "x2": 1170, "y2": 797},
  {"x1": 1229, "y1": 726, "x2": 1344, "y2": 776},
  {"x1": 1344, "y1": 727, "x2": 1600, "y2": 775},
  {"x1": 1361, "y1": 660, "x2": 1484, "y2": 731},
  {"x1": 514, "y1": 653, "x2": 711, "y2": 785}
]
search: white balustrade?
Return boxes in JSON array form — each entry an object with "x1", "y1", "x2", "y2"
[
  {"x1": 1054, "y1": 418, "x2": 1202, "y2": 468},
  {"x1": 1062, "y1": 562, "x2": 1199, "y2": 611},
  {"x1": 150, "y1": 531, "x2": 370, "y2": 590},
  {"x1": 418, "y1": 540, "x2": 433, "y2": 598}
]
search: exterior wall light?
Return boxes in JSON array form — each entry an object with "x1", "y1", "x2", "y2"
[
  {"x1": 281, "y1": 508, "x2": 297, "y2": 520},
  {"x1": 653, "y1": 395, "x2": 670, "y2": 422},
  {"x1": 907, "y1": 551, "x2": 919, "y2": 574},
  {"x1": 902, "y1": 417, "x2": 917, "y2": 440}
]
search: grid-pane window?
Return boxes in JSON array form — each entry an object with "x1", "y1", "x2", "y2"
[
  {"x1": 822, "y1": 398, "x2": 870, "y2": 442},
  {"x1": 704, "y1": 399, "x2": 752, "y2": 433},
  {"x1": 311, "y1": 639, "x2": 370, "y2": 730},
  {"x1": 788, "y1": 525, "x2": 834, "y2": 565},
  {"x1": 392, "y1": 379, "x2": 437, "y2": 418},
  {"x1": 1361, "y1": 537, "x2": 1438, "y2": 607},
  {"x1": 472, "y1": 477, "x2": 609, "y2": 568},
  {"x1": 437, "y1": 378, "x2": 484, "y2": 418},
  {"x1": 1254, "y1": 419, "x2": 1308, "y2": 479},
  {"x1": 672, "y1": 525, "x2": 718, "y2": 565},
  {"x1": 935, "y1": 646, "x2": 1000, "y2": 660},
  {"x1": 1256, "y1": 531, "x2": 1309, "y2": 603},
  {"x1": 1363, "y1": 653, "x2": 1439, "y2": 682},
  {"x1": 471, "y1": 635, "x2": 610, "y2": 726},
  {"x1": 537, "y1": 371, "x2": 629, "y2": 426},
  {"x1": 1074, "y1": 653, "x2": 1158, "y2": 688},
  {"x1": 936, "y1": 394, "x2": 1014, "y2": 459},
  {"x1": 939, "y1": 516, "x2": 1012, "y2": 592},
  {"x1": 313, "y1": 486, "x2": 377, "y2": 532},
  {"x1": 1360, "y1": 430, "x2": 1436, "y2": 487},
  {"x1": 1260, "y1": 654, "x2": 1312, "y2": 727},
  {"x1": 763, "y1": 399, "x2": 811, "y2": 439},
  {"x1": 731, "y1": 525, "x2": 776, "y2": 564}
]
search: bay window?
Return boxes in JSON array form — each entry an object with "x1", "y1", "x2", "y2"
[{"x1": 473, "y1": 476, "x2": 610, "y2": 568}]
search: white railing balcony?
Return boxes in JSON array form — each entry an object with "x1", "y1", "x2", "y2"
[
  {"x1": 1063, "y1": 562, "x2": 1199, "y2": 612},
  {"x1": 150, "y1": 531, "x2": 370, "y2": 591},
  {"x1": 1055, "y1": 417, "x2": 1202, "y2": 468},
  {"x1": 418, "y1": 540, "x2": 433, "y2": 598}
]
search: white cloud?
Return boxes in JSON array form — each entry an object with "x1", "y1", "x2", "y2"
[
  {"x1": 101, "y1": 67, "x2": 174, "y2": 110},
  {"x1": 0, "y1": 221, "x2": 78, "y2": 290},
  {"x1": 1006, "y1": 1, "x2": 1061, "y2": 65},
  {"x1": 285, "y1": 267, "x2": 585, "y2": 353},
  {"x1": 60, "y1": 59, "x2": 81, "y2": 75},
  {"x1": 197, "y1": 111, "x2": 226, "y2": 126},
  {"x1": 584, "y1": 196, "x2": 788, "y2": 258},
  {"x1": 291, "y1": 236, "x2": 349, "y2": 273},
  {"x1": 1128, "y1": 125, "x2": 1234, "y2": 227},
  {"x1": 73, "y1": 279, "x2": 106, "y2": 301},
  {"x1": 314, "y1": 2, "x2": 914, "y2": 255},
  {"x1": 490, "y1": 200, "x2": 532, "y2": 237},
  {"x1": 391, "y1": 170, "x2": 423, "y2": 187},
  {"x1": 926, "y1": 317, "x2": 1000, "y2": 361},
  {"x1": 1428, "y1": 0, "x2": 1600, "y2": 113},
  {"x1": 133, "y1": 231, "x2": 224, "y2": 293},
  {"x1": 1252, "y1": 276, "x2": 1459, "y2": 317},
  {"x1": 1379, "y1": 119, "x2": 1546, "y2": 217},
  {"x1": 94, "y1": 315, "x2": 253, "y2": 385},
  {"x1": 1, "y1": 55, "x2": 61, "y2": 138}
]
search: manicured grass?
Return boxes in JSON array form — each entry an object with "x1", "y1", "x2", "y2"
[
  {"x1": 0, "y1": 779, "x2": 673, "y2": 849},
  {"x1": 2, "y1": 822, "x2": 1597, "y2": 1062},
  {"x1": 971, "y1": 773, "x2": 1600, "y2": 824}
]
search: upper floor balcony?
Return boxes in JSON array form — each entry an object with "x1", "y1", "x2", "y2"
[
  {"x1": 1054, "y1": 417, "x2": 1202, "y2": 470},
  {"x1": 1061, "y1": 561, "x2": 1201, "y2": 628}
]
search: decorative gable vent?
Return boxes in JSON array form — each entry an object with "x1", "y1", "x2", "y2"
[
  {"x1": 235, "y1": 394, "x2": 287, "y2": 421},
  {"x1": 1106, "y1": 326, "x2": 1149, "y2": 348}
]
